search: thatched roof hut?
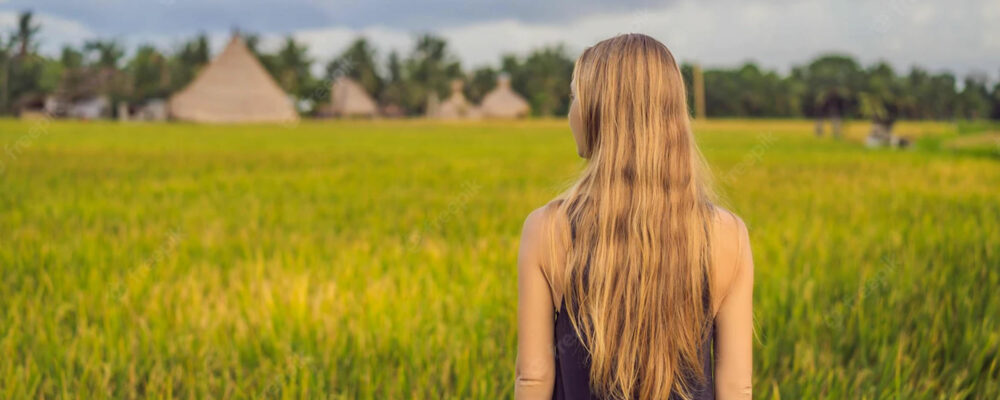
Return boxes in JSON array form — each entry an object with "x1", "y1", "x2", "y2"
[
  {"x1": 479, "y1": 75, "x2": 530, "y2": 118},
  {"x1": 329, "y1": 77, "x2": 377, "y2": 117},
  {"x1": 431, "y1": 80, "x2": 480, "y2": 119},
  {"x1": 168, "y1": 35, "x2": 298, "y2": 123}
]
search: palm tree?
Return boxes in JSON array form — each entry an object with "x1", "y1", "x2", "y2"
[
  {"x1": 403, "y1": 34, "x2": 462, "y2": 112},
  {"x1": 14, "y1": 11, "x2": 40, "y2": 58},
  {"x1": 795, "y1": 54, "x2": 862, "y2": 138},
  {"x1": 128, "y1": 45, "x2": 170, "y2": 102},
  {"x1": 1, "y1": 11, "x2": 41, "y2": 113},
  {"x1": 275, "y1": 36, "x2": 313, "y2": 99},
  {"x1": 168, "y1": 33, "x2": 211, "y2": 92},
  {"x1": 60, "y1": 46, "x2": 84, "y2": 69},
  {"x1": 327, "y1": 37, "x2": 383, "y2": 96},
  {"x1": 0, "y1": 34, "x2": 12, "y2": 113}
]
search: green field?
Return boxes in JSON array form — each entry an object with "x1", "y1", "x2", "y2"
[{"x1": 1, "y1": 118, "x2": 998, "y2": 399}]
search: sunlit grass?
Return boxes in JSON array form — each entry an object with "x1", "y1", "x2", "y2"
[{"x1": 1, "y1": 118, "x2": 997, "y2": 398}]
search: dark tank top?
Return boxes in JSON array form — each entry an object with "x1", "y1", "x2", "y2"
[
  {"x1": 553, "y1": 223, "x2": 716, "y2": 399},
  {"x1": 552, "y1": 297, "x2": 715, "y2": 400}
]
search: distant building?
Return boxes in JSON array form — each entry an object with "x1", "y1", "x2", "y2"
[
  {"x1": 21, "y1": 66, "x2": 124, "y2": 120},
  {"x1": 15, "y1": 93, "x2": 49, "y2": 119},
  {"x1": 430, "y1": 80, "x2": 480, "y2": 119},
  {"x1": 329, "y1": 77, "x2": 378, "y2": 118},
  {"x1": 135, "y1": 99, "x2": 169, "y2": 121},
  {"x1": 68, "y1": 95, "x2": 111, "y2": 120},
  {"x1": 479, "y1": 75, "x2": 530, "y2": 119},
  {"x1": 117, "y1": 102, "x2": 130, "y2": 121},
  {"x1": 168, "y1": 35, "x2": 299, "y2": 123}
]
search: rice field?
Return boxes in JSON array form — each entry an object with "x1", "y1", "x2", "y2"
[{"x1": 1, "y1": 118, "x2": 998, "y2": 399}]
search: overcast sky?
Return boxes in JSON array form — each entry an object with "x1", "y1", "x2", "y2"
[{"x1": 1, "y1": 0, "x2": 998, "y2": 80}]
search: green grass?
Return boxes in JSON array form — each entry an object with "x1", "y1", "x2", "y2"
[
  {"x1": 956, "y1": 120, "x2": 1000, "y2": 135},
  {"x1": 1, "y1": 118, "x2": 998, "y2": 399}
]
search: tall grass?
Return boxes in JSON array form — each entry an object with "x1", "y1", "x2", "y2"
[{"x1": 1, "y1": 119, "x2": 997, "y2": 398}]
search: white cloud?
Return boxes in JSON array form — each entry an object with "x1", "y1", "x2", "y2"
[
  {"x1": 272, "y1": 0, "x2": 997, "y2": 81},
  {"x1": 289, "y1": 25, "x2": 413, "y2": 75},
  {"x1": 0, "y1": 11, "x2": 96, "y2": 53},
  {"x1": 2, "y1": 0, "x2": 996, "y2": 82},
  {"x1": 440, "y1": 0, "x2": 998, "y2": 80}
]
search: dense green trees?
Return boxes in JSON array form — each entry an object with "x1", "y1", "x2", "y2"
[
  {"x1": 464, "y1": 67, "x2": 497, "y2": 104},
  {"x1": 401, "y1": 34, "x2": 463, "y2": 113},
  {"x1": 273, "y1": 37, "x2": 314, "y2": 103},
  {"x1": 126, "y1": 45, "x2": 170, "y2": 102},
  {"x1": 500, "y1": 45, "x2": 575, "y2": 116},
  {"x1": 327, "y1": 38, "x2": 383, "y2": 98},
  {"x1": 0, "y1": 10, "x2": 997, "y2": 120},
  {"x1": 379, "y1": 50, "x2": 407, "y2": 108},
  {"x1": 1, "y1": 11, "x2": 43, "y2": 111},
  {"x1": 688, "y1": 54, "x2": 998, "y2": 123},
  {"x1": 167, "y1": 34, "x2": 210, "y2": 94},
  {"x1": 695, "y1": 63, "x2": 801, "y2": 117}
]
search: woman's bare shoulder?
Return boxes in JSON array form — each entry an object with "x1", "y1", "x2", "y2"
[
  {"x1": 711, "y1": 206, "x2": 749, "y2": 249},
  {"x1": 709, "y1": 206, "x2": 752, "y2": 312},
  {"x1": 520, "y1": 200, "x2": 570, "y2": 307},
  {"x1": 519, "y1": 200, "x2": 567, "y2": 269},
  {"x1": 521, "y1": 200, "x2": 566, "y2": 238}
]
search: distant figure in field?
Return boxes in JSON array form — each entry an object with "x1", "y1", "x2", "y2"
[
  {"x1": 814, "y1": 92, "x2": 846, "y2": 139},
  {"x1": 860, "y1": 93, "x2": 911, "y2": 148},
  {"x1": 516, "y1": 34, "x2": 753, "y2": 400},
  {"x1": 866, "y1": 110, "x2": 896, "y2": 147}
]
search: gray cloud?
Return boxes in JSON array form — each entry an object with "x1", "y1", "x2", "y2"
[
  {"x1": 1, "y1": 0, "x2": 997, "y2": 81},
  {"x1": 0, "y1": 0, "x2": 674, "y2": 35}
]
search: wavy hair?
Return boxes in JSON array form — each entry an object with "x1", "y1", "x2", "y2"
[{"x1": 549, "y1": 34, "x2": 716, "y2": 400}]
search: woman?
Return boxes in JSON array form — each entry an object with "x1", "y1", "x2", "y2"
[{"x1": 515, "y1": 34, "x2": 753, "y2": 400}]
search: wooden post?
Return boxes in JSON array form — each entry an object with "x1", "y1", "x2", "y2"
[{"x1": 693, "y1": 64, "x2": 706, "y2": 120}]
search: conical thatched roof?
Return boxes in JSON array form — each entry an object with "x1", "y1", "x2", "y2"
[
  {"x1": 330, "y1": 77, "x2": 377, "y2": 117},
  {"x1": 168, "y1": 36, "x2": 298, "y2": 123},
  {"x1": 431, "y1": 79, "x2": 480, "y2": 119},
  {"x1": 480, "y1": 75, "x2": 530, "y2": 118}
]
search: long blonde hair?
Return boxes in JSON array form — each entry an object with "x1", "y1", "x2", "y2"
[{"x1": 550, "y1": 34, "x2": 716, "y2": 400}]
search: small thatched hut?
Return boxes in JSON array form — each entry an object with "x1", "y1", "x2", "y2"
[
  {"x1": 479, "y1": 75, "x2": 530, "y2": 118},
  {"x1": 168, "y1": 35, "x2": 298, "y2": 123},
  {"x1": 329, "y1": 77, "x2": 377, "y2": 118},
  {"x1": 431, "y1": 80, "x2": 480, "y2": 119}
]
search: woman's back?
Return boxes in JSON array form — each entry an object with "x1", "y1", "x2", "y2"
[
  {"x1": 539, "y1": 206, "x2": 750, "y2": 400},
  {"x1": 514, "y1": 33, "x2": 753, "y2": 400},
  {"x1": 552, "y1": 296, "x2": 715, "y2": 400}
]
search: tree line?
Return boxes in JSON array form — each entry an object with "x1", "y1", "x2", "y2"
[{"x1": 1, "y1": 11, "x2": 998, "y2": 120}]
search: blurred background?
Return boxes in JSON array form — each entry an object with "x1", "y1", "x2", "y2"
[
  {"x1": 1, "y1": 1, "x2": 998, "y2": 399},
  {"x1": 0, "y1": 0, "x2": 998, "y2": 125}
]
